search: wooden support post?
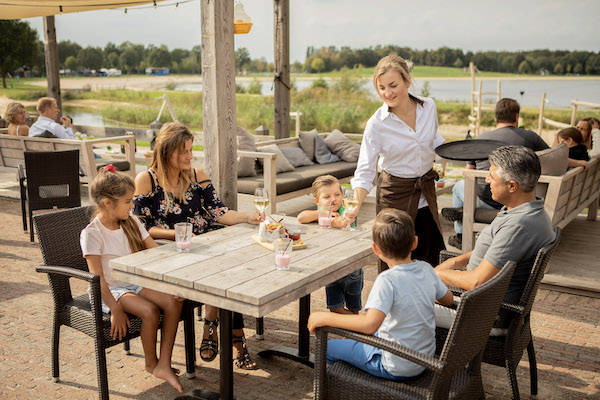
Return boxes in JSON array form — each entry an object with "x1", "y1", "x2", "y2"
[
  {"x1": 476, "y1": 80, "x2": 483, "y2": 136},
  {"x1": 571, "y1": 99, "x2": 578, "y2": 126},
  {"x1": 43, "y1": 16, "x2": 62, "y2": 115},
  {"x1": 201, "y1": 0, "x2": 237, "y2": 210},
  {"x1": 469, "y1": 62, "x2": 475, "y2": 117},
  {"x1": 538, "y1": 92, "x2": 546, "y2": 135},
  {"x1": 497, "y1": 79, "x2": 501, "y2": 101},
  {"x1": 273, "y1": 0, "x2": 290, "y2": 139}
]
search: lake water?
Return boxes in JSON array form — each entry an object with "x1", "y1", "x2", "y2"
[{"x1": 176, "y1": 78, "x2": 600, "y2": 108}]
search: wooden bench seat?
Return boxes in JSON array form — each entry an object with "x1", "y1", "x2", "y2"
[
  {"x1": 461, "y1": 157, "x2": 599, "y2": 252},
  {"x1": 0, "y1": 133, "x2": 137, "y2": 182}
]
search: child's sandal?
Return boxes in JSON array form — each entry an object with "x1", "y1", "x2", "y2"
[
  {"x1": 199, "y1": 318, "x2": 219, "y2": 362},
  {"x1": 233, "y1": 334, "x2": 257, "y2": 370}
]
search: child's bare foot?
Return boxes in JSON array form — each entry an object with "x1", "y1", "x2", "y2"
[{"x1": 153, "y1": 364, "x2": 183, "y2": 393}]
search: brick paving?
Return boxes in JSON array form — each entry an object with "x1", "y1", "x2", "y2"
[{"x1": 1, "y1": 196, "x2": 599, "y2": 399}]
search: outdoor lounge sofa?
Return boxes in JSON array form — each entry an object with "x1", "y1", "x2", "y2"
[{"x1": 236, "y1": 132, "x2": 362, "y2": 214}]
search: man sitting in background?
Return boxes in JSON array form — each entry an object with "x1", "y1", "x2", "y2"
[
  {"x1": 442, "y1": 98, "x2": 587, "y2": 248},
  {"x1": 29, "y1": 97, "x2": 75, "y2": 139}
]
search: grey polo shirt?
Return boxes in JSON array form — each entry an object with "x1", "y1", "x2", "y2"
[{"x1": 467, "y1": 200, "x2": 555, "y2": 308}]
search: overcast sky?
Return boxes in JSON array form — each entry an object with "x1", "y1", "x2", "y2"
[{"x1": 25, "y1": 0, "x2": 600, "y2": 62}]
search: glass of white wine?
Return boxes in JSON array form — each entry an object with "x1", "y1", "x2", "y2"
[
  {"x1": 254, "y1": 188, "x2": 269, "y2": 216},
  {"x1": 343, "y1": 187, "x2": 360, "y2": 231}
]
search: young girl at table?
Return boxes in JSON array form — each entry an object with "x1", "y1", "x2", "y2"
[
  {"x1": 298, "y1": 175, "x2": 361, "y2": 314},
  {"x1": 80, "y1": 165, "x2": 184, "y2": 393},
  {"x1": 308, "y1": 209, "x2": 453, "y2": 380}
]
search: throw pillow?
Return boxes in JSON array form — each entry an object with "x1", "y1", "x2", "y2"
[
  {"x1": 536, "y1": 143, "x2": 568, "y2": 176},
  {"x1": 314, "y1": 134, "x2": 340, "y2": 164},
  {"x1": 279, "y1": 146, "x2": 314, "y2": 168},
  {"x1": 323, "y1": 129, "x2": 360, "y2": 162},
  {"x1": 259, "y1": 144, "x2": 295, "y2": 173},
  {"x1": 298, "y1": 129, "x2": 318, "y2": 161},
  {"x1": 236, "y1": 126, "x2": 257, "y2": 177}
]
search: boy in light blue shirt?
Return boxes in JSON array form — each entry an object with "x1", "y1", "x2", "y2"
[{"x1": 308, "y1": 208, "x2": 453, "y2": 380}]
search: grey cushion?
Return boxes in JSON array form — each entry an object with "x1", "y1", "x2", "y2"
[
  {"x1": 536, "y1": 143, "x2": 568, "y2": 176},
  {"x1": 298, "y1": 129, "x2": 318, "y2": 161},
  {"x1": 324, "y1": 129, "x2": 360, "y2": 162},
  {"x1": 314, "y1": 134, "x2": 340, "y2": 164},
  {"x1": 238, "y1": 161, "x2": 357, "y2": 195},
  {"x1": 279, "y1": 146, "x2": 314, "y2": 168},
  {"x1": 237, "y1": 126, "x2": 257, "y2": 177},
  {"x1": 259, "y1": 144, "x2": 295, "y2": 173}
]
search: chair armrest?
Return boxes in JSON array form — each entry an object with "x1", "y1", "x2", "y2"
[
  {"x1": 36, "y1": 265, "x2": 99, "y2": 283},
  {"x1": 237, "y1": 150, "x2": 277, "y2": 160},
  {"x1": 439, "y1": 250, "x2": 460, "y2": 263},
  {"x1": 500, "y1": 302, "x2": 525, "y2": 314},
  {"x1": 463, "y1": 169, "x2": 489, "y2": 179},
  {"x1": 319, "y1": 326, "x2": 444, "y2": 373}
]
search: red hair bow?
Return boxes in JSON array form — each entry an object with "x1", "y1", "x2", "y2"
[{"x1": 103, "y1": 164, "x2": 116, "y2": 173}]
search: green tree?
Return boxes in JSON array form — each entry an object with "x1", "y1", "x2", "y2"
[
  {"x1": 77, "y1": 47, "x2": 103, "y2": 70},
  {"x1": 58, "y1": 40, "x2": 82, "y2": 67},
  {"x1": 120, "y1": 47, "x2": 142, "y2": 73},
  {"x1": 64, "y1": 56, "x2": 80, "y2": 72},
  {"x1": 311, "y1": 57, "x2": 325, "y2": 73},
  {"x1": 573, "y1": 63, "x2": 583, "y2": 75},
  {"x1": 0, "y1": 20, "x2": 39, "y2": 88},
  {"x1": 453, "y1": 58, "x2": 463, "y2": 68},
  {"x1": 235, "y1": 47, "x2": 251, "y2": 72},
  {"x1": 553, "y1": 63, "x2": 564, "y2": 75},
  {"x1": 517, "y1": 60, "x2": 532, "y2": 74},
  {"x1": 147, "y1": 45, "x2": 171, "y2": 67}
]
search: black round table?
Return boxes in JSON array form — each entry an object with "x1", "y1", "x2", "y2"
[{"x1": 435, "y1": 139, "x2": 506, "y2": 161}]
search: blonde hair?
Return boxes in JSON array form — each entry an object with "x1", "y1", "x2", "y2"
[
  {"x1": 90, "y1": 169, "x2": 145, "y2": 253},
  {"x1": 150, "y1": 122, "x2": 195, "y2": 208},
  {"x1": 4, "y1": 102, "x2": 25, "y2": 125},
  {"x1": 373, "y1": 55, "x2": 413, "y2": 93},
  {"x1": 37, "y1": 97, "x2": 56, "y2": 114},
  {"x1": 311, "y1": 175, "x2": 341, "y2": 199}
]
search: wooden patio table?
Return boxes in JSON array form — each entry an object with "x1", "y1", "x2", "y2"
[{"x1": 110, "y1": 216, "x2": 374, "y2": 400}]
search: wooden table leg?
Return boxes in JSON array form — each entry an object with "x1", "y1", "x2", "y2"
[{"x1": 258, "y1": 294, "x2": 314, "y2": 367}]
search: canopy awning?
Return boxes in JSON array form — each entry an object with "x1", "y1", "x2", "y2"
[{"x1": 0, "y1": 1, "x2": 164, "y2": 19}]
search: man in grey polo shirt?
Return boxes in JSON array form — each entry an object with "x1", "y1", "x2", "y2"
[{"x1": 434, "y1": 146, "x2": 556, "y2": 333}]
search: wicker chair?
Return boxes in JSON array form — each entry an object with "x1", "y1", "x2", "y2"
[
  {"x1": 313, "y1": 261, "x2": 516, "y2": 400},
  {"x1": 436, "y1": 227, "x2": 561, "y2": 400},
  {"x1": 19, "y1": 149, "x2": 82, "y2": 242},
  {"x1": 33, "y1": 206, "x2": 199, "y2": 400}
]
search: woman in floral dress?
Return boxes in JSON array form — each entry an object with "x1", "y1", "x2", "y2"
[{"x1": 134, "y1": 122, "x2": 263, "y2": 369}]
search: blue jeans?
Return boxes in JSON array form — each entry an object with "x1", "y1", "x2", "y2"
[
  {"x1": 327, "y1": 339, "x2": 409, "y2": 381},
  {"x1": 452, "y1": 180, "x2": 495, "y2": 234},
  {"x1": 325, "y1": 269, "x2": 363, "y2": 312}
]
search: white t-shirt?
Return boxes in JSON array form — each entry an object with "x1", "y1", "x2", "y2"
[
  {"x1": 80, "y1": 216, "x2": 150, "y2": 287},
  {"x1": 351, "y1": 96, "x2": 445, "y2": 208},
  {"x1": 365, "y1": 261, "x2": 448, "y2": 377}
]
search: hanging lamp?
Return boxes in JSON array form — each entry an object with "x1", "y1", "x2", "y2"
[{"x1": 234, "y1": 1, "x2": 253, "y2": 34}]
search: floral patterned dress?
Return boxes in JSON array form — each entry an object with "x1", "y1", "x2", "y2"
[{"x1": 133, "y1": 168, "x2": 229, "y2": 235}]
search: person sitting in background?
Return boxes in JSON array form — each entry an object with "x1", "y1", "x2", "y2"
[
  {"x1": 442, "y1": 98, "x2": 588, "y2": 248},
  {"x1": 556, "y1": 127, "x2": 590, "y2": 161},
  {"x1": 29, "y1": 97, "x2": 75, "y2": 139},
  {"x1": 3, "y1": 102, "x2": 29, "y2": 136},
  {"x1": 576, "y1": 118, "x2": 592, "y2": 150}
]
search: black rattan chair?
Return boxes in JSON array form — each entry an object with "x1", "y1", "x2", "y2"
[
  {"x1": 436, "y1": 227, "x2": 561, "y2": 400},
  {"x1": 34, "y1": 206, "x2": 199, "y2": 400},
  {"x1": 313, "y1": 261, "x2": 516, "y2": 400},
  {"x1": 19, "y1": 149, "x2": 81, "y2": 242}
]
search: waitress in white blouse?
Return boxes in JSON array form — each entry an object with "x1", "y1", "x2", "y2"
[{"x1": 349, "y1": 55, "x2": 445, "y2": 270}]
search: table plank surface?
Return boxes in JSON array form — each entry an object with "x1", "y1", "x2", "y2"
[{"x1": 110, "y1": 217, "x2": 374, "y2": 317}]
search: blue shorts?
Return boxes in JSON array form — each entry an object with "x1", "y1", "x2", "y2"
[
  {"x1": 325, "y1": 269, "x2": 363, "y2": 312},
  {"x1": 327, "y1": 339, "x2": 411, "y2": 381},
  {"x1": 91, "y1": 284, "x2": 143, "y2": 314}
]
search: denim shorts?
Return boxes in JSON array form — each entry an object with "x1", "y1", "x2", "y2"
[
  {"x1": 91, "y1": 284, "x2": 143, "y2": 314},
  {"x1": 325, "y1": 268, "x2": 364, "y2": 312}
]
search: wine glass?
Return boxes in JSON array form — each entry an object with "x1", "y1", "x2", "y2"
[
  {"x1": 254, "y1": 188, "x2": 269, "y2": 216},
  {"x1": 343, "y1": 187, "x2": 360, "y2": 231}
]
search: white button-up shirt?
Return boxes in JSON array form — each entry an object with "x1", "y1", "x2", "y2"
[
  {"x1": 29, "y1": 116, "x2": 75, "y2": 139},
  {"x1": 351, "y1": 95, "x2": 444, "y2": 208}
]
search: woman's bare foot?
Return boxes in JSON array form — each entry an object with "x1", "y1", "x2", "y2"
[{"x1": 153, "y1": 363, "x2": 183, "y2": 393}]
